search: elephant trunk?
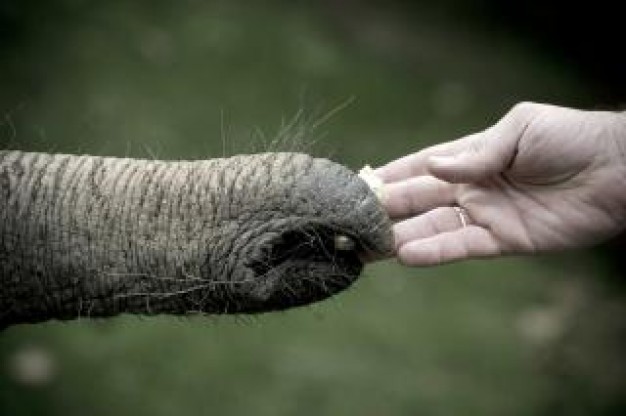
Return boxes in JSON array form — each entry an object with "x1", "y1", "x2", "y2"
[{"x1": 0, "y1": 150, "x2": 392, "y2": 328}]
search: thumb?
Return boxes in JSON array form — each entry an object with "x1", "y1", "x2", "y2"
[{"x1": 427, "y1": 103, "x2": 535, "y2": 183}]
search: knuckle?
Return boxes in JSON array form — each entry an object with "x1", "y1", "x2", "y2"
[{"x1": 508, "y1": 101, "x2": 544, "y2": 121}]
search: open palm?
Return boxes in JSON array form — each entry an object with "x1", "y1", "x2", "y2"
[{"x1": 376, "y1": 102, "x2": 626, "y2": 266}]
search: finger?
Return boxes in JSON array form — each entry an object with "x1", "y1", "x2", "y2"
[
  {"x1": 397, "y1": 226, "x2": 501, "y2": 266},
  {"x1": 375, "y1": 137, "x2": 469, "y2": 183},
  {"x1": 383, "y1": 176, "x2": 457, "y2": 219},
  {"x1": 427, "y1": 102, "x2": 539, "y2": 183},
  {"x1": 393, "y1": 207, "x2": 464, "y2": 249}
]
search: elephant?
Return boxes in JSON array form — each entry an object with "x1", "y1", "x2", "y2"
[{"x1": 0, "y1": 150, "x2": 392, "y2": 328}]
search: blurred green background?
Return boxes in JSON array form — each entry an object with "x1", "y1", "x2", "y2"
[{"x1": 1, "y1": 1, "x2": 625, "y2": 415}]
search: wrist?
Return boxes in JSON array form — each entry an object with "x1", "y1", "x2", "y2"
[
  {"x1": 611, "y1": 112, "x2": 626, "y2": 220},
  {"x1": 616, "y1": 112, "x2": 626, "y2": 159}
]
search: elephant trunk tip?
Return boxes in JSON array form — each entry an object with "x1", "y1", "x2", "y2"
[{"x1": 217, "y1": 154, "x2": 394, "y2": 314}]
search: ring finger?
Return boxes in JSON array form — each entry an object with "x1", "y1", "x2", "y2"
[{"x1": 393, "y1": 205, "x2": 472, "y2": 249}]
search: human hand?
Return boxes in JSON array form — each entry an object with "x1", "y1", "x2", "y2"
[{"x1": 376, "y1": 102, "x2": 626, "y2": 266}]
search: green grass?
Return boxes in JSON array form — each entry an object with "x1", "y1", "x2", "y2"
[{"x1": 0, "y1": 1, "x2": 613, "y2": 415}]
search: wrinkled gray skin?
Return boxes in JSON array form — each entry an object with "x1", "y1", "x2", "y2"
[{"x1": 0, "y1": 151, "x2": 392, "y2": 328}]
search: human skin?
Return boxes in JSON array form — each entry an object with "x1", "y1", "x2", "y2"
[
  {"x1": 0, "y1": 151, "x2": 393, "y2": 328},
  {"x1": 376, "y1": 102, "x2": 626, "y2": 266}
]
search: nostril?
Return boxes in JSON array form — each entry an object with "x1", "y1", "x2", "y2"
[
  {"x1": 246, "y1": 226, "x2": 362, "y2": 279},
  {"x1": 240, "y1": 224, "x2": 365, "y2": 312}
]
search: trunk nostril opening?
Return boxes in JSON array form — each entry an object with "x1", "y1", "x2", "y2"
[
  {"x1": 247, "y1": 226, "x2": 362, "y2": 279},
  {"x1": 240, "y1": 225, "x2": 365, "y2": 312}
]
